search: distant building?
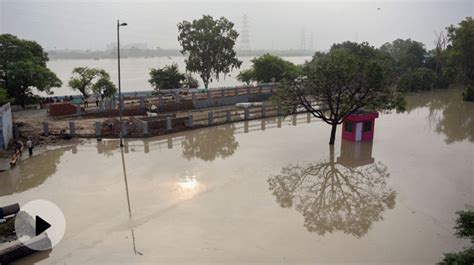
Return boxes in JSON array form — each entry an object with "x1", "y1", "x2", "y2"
[{"x1": 0, "y1": 103, "x2": 13, "y2": 149}]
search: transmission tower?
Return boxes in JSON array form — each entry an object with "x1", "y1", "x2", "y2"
[
  {"x1": 240, "y1": 14, "x2": 251, "y2": 51},
  {"x1": 309, "y1": 31, "x2": 314, "y2": 51},
  {"x1": 300, "y1": 28, "x2": 307, "y2": 51}
]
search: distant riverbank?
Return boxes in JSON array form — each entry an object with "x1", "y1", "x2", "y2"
[
  {"x1": 47, "y1": 48, "x2": 315, "y2": 60},
  {"x1": 45, "y1": 56, "x2": 312, "y2": 96}
]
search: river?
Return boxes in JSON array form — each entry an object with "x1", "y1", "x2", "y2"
[
  {"x1": 0, "y1": 88, "x2": 473, "y2": 264},
  {"x1": 46, "y1": 56, "x2": 311, "y2": 96}
]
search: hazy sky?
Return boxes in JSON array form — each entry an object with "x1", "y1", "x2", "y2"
[{"x1": 1, "y1": 0, "x2": 472, "y2": 51}]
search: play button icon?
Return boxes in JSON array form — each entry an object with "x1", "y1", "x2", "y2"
[
  {"x1": 35, "y1": 216, "x2": 51, "y2": 236},
  {"x1": 14, "y1": 200, "x2": 66, "y2": 251}
]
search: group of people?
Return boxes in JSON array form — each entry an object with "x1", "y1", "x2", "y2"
[
  {"x1": 15, "y1": 139, "x2": 34, "y2": 155},
  {"x1": 9, "y1": 138, "x2": 35, "y2": 167}
]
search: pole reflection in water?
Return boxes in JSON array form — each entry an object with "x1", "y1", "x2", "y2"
[
  {"x1": 120, "y1": 146, "x2": 143, "y2": 256},
  {"x1": 268, "y1": 141, "x2": 396, "y2": 237}
]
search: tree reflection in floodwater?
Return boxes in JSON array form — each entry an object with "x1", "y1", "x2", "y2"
[
  {"x1": 181, "y1": 123, "x2": 239, "y2": 161},
  {"x1": 0, "y1": 147, "x2": 72, "y2": 196},
  {"x1": 404, "y1": 89, "x2": 474, "y2": 144},
  {"x1": 268, "y1": 141, "x2": 396, "y2": 237}
]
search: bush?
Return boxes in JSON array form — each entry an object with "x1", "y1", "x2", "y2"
[
  {"x1": 148, "y1": 64, "x2": 185, "y2": 92},
  {"x1": 438, "y1": 210, "x2": 474, "y2": 265},
  {"x1": 397, "y1": 68, "x2": 436, "y2": 92},
  {"x1": 246, "y1": 54, "x2": 301, "y2": 83},
  {"x1": 463, "y1": 86, "x2": 474, "y2": 101}
]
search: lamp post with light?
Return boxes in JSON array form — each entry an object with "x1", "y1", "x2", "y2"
[{"x1": 117, "y1": 20, "x2": 127, "y2": 147}]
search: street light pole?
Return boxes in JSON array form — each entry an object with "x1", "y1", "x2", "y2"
[{"x1": 117, "y1": 20, "x2": 127, "y2": 147}]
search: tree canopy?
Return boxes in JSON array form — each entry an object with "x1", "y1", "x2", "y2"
[
  {"x1": 446, "y1": 17, "x2": 474, "y2": 85},
  {"x1": 148, "y1": 64, "x2": 185, "y2": 91},
  {"x1": 237, "y1": 53, "x2": 301, "y2": 84},
  {"x1": 177, "y1": 15, "x2": 242, "y2": 89},
  {"x1": 274, "y1": 42, "x2": 405, "y2": 145},
  {"x1": 68, "y1": 67, "x2": 116, "y2": 98},
  {"x1": 379, "y1": 38, "x2": 427, "y2": 74},
  {"x1": 0, "y1": 34, "x2": 61, "y2": 107}
]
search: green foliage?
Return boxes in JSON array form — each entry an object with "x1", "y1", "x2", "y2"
[
  {"x1": 149, "y1": 64, "x2": 185, "y2": 91},
  {"x1": 446, "y1": 17, "x2": 474, "y2": 84},
  {"x1": 0, "y1": 34, "x2": 62, "y2": 107},
  {"x1": 463, "y1": 86, "x2": 474, "y2": 101},
  {"x1": 0, "y1": 87, "x2": 12, "y2": 105},
  {"x1": 438, "y1": 210, "x2": 474, "y2": 265},
  {"x1": 273, "y1": 41, "x2": 405, "y2": 145},
  {"x1": 248, "y1": 54, "x2": 301, "y2": 83},
  {"x1": 68, "y1": 67, "x2": 114, "y2": 97},
  {"x1": 177, "y1": 15, "x2": 242, "y2": 89},
  {"x1": 92, "y1": 77, "x2": 117, "y2": 98},
  {"x1": 183, "y1": 73, "x2": 199, "y2": 88},
  {"x1": 380, "y1": 38, "x2": 427, "y2": 74},
  {"x1": 236, "y1": 69, "x2": 255, "y2": 85},
  {"x1": 397, "y1": 68, "x2": 436, "y2": 92}
]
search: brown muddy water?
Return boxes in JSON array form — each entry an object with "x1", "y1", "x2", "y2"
[{"x1": 0, "y1": 89, "x2": 473, "y2": 264}]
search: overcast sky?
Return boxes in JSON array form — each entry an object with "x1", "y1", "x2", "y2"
[{"x1": 1, "y1": 0, "x2": 472, "y2": 51}]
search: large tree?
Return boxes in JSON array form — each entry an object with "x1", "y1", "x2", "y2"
[
  {"x1": 274, "y1": 42, "x2": 404, "y2": 145},
  {"x1": 68, "y1": 67, "x2": 115, "y2": 97},
  {"x1": 379, "y1": 38, "x2": 427, "y2": 74},
  {"x1": 177, "y1": 15, "x2": 242, "y2": 89},
  {"x1": 0, "y1": 34, "x2": 61, "y2": 107},
  {"x1": 446, "y1": 17, "x2": 474, "y2": 85}
]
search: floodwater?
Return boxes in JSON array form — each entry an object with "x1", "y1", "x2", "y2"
[
  {"x1": 46, "y1": 56, "x2": 311, "y2": 96},
  {"x1": 0, "y1": 88, "x2": 473, "y2": 264}
]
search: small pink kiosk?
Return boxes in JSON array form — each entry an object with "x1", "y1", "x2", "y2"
[{"x1": 341, "y1": 111, "x2": 379, "y2": 142}]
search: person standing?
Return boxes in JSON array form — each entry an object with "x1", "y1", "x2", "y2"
[{"x1": 26, "y1": 138, "x2": 33, "y2": 156}]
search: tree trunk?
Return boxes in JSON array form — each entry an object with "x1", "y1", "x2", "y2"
[{"x1": 329, "y1": 123, "x2": 337, "y2": 145}]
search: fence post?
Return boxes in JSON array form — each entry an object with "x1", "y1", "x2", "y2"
[
  {"x1": 261, "y1": 105, "x2": 266, "y2": 117},
  {"x1": 244, "y1": 121, "x2": 249, "y2": 133},
  {"x1": 166, "y1": 117, "x2": 172, "y2": 131},
  {"x1": 143, "y1": 121, "x2": 149, "y2": 137},
  {"x1": 244, "y1": 108, "x2": 250, "y2": 120},
  {"x1": 188, "y1": 114, "x2": 193, "y2": 127},
  {"x1": 43, "y1": 122, "x2": 49, "y2": 136},
  {"x1": 226, "y1": 110, "x2": 231, "y2": 123},
  {"x1": 292, "y1": 114, "x2": 297, "y2": 126},
  {"x1": 221, "y1": 89, "x2": 225, "y2": 98},
  {"x1": 76, "y1": 105, "x2": 81, "y2": 115},
  {"x1": 234, "y1": 87, "x2": 239, "y2": 96},
  {"x1": 207, "y1": 90, "x2": 211, "y2": 100},
  {"x1": 95, "y1": 121, "x2": 101, "y2": 138},
  {"x1": 261, "y1": 120, "x2": 266, "y2": 131},
  {"x1": 277, "y1": 116, "x2": 282, "y2": 128},
  {"x1": 208, "y1": 112, "x2": 213, "y2": 126},
  {"x1": 167, "y1": 137, "x2": 173, "y2": 149},
  {"x1": 307, "y1": 112, "x2": 311, "y2": 123},
  {"x1": 122, "y1": 122, "x2": 128, "y2": 137},
  {"x1": 69, "y1": 121, "x2": 75, "y2": 137},
  {"x1": 192, "y1": 92, "x2": 196, "y2": 105},
  {"x1": 175, "y1": 92, "x2": 180, "y2": 102}
]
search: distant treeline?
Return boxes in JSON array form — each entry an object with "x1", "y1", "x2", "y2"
[{"x1": 47, "y1": 47, "x2": 315, "y2": 60}]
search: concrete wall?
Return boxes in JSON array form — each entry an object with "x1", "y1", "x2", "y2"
[{"x1": 0, "y1": 103, "x2": 13, "y2": 149}]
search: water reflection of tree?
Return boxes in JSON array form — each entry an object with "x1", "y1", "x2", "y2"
[
  {"x1": 404, "y1": 89, "x2": 473, "y2": 143},
  {"x1": 181, "y1": 123, "x2": 239, "y2": 161},
  {"x1": 0, "y1": 147, "x2": 71, "y2": 196},
  {"x1": 268, "y1": 146, "x2": 395, "y2": 237}
]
